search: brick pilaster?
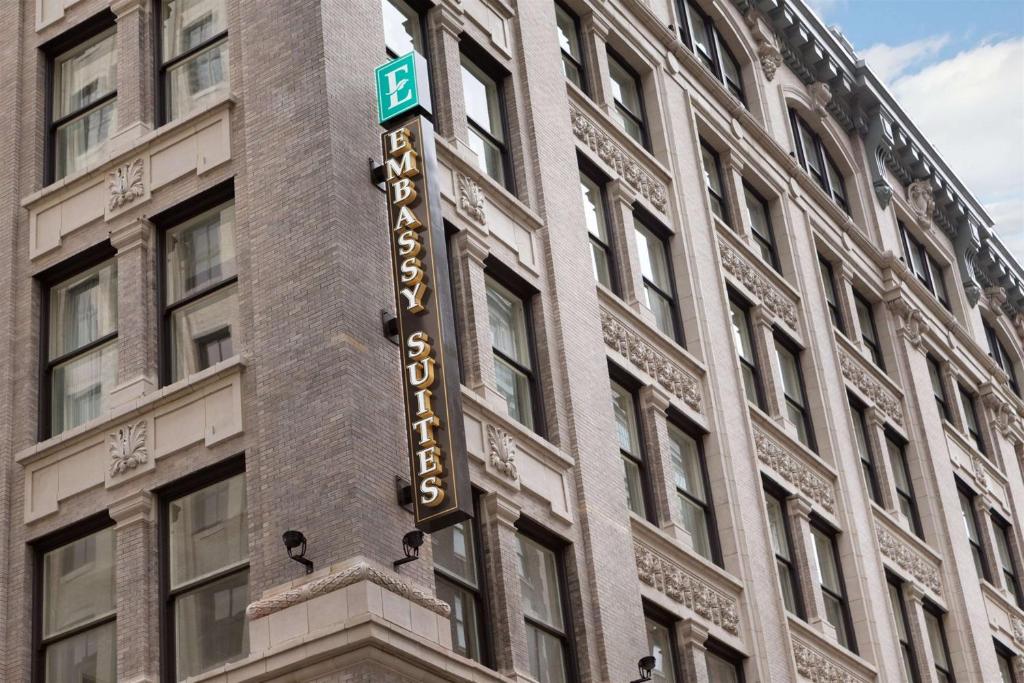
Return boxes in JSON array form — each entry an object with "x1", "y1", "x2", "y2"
[{"x1": 110, "y1": 218, "x2": 156, "y2": 406}]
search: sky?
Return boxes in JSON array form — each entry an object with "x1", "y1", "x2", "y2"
[{"x1": 802, "y1": 0, "x2": 1024, "y2": 262}]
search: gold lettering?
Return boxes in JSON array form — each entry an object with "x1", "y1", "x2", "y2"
[
  {"x1": 394, "y1": 205, "x2": 422, "y2": 232},
  {"x1": 397, "y1": 229, "x2": 422, "y2": 257},
  {"x1": 416, "y1": 446, "x2": 444, "y2": 477},
  {"x1": 411, "y1": 414, "x2": 440, "y2": 447},
  {"x1": 412, "y1": 388, "x2": 433, "y2": 417},
  {"x1": 386, "y1": 128, "x2": 413, "y2": 156},
  {"x1": 406, "y1": 357, "x2": 435, "y2": 388},
  {"x1": 390, "y1": 177, "x2": 417, "y2": 207},
  {"x1": 386, "y1": 149, "x2": 419, "y2": 179},
  {"x1": 419, "y1": 476, "x2": 446, "y2": 506},
  {"x1": 400, "y1": 282, "x2": 427, "y2": 313}
]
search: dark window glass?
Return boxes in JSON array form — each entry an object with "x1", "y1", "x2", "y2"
[
  {"x1": 818, "y1": 257, "x2": 845, "y2": 333},
  {"x1": 700, "y1": 142, "x2": 728, "y2": 224},
  {"x1": 668, "y1": 424, "x2": 718, "y2": 564},
  {"x1": 899, "y1": 221, "x2": 951, "y2": 310},
  {"x1": 994, "y1": 517, "x2": 1022, "y2": 608},
  {"x1": 958, "y1": 385, "x2": 986, "y2": 456},
  {"x1": 996, "y1": 643, "x2": 1015, "y2": 683},
  {"x1": 554, "y1": 3, "x2": 585, "y2": 90},
  {"x1": 611, "y1": 379, "x2": 649, "y2": 518},
  {"x1": 579, "y1": 169, "x2": 615, "y2": 291},
  {"x1": 607, "y1": 52, "x2": 647, "y2": 148},
  {"x1": 853, "y1": 290, "x2": 884, "y2": 370},
  {"x1": 928, "y1": 356, "x2": 950, "y2": 421},
  {"x1": 461, "y1": 52, "x2": 510, "y2": 188},
  {"x1": 887, "y1": 577, "x2": 921, "y2": 683},
  {"x1": 160, "y1": 0, "x2": 229, "y2": 123},
  {"x1": 634, "y1": 218, "x2": 679, "y2": 341},
  {"x1": 744, "y1": 184, "x2": 777, "y2": 270},
  {"x1": 765, "y1": 491, "x2": 801, "y2": 616},
  {"x1": 887, "y1": 434, "x2": 922, "y2": 537},
  {"x1": 676, "y1": 0, "x2": 745, "y2": 103},
  {"x1": 433, "y1": 513, "x2": 489, "y2": 665},
  {"x1": 789, "y1": 109, "x2": 848, "y2": 213},
  {"x1": 959, "y1": 486, "x2": 989, "y2": 581},
  {"x1": 729, "y1": 296, "x2": 762, "y2": 408},
  {"x1": 811, "y1": 524, "x2": 855, "y2": 652},
  {"x1": 924, "y1": 605, "x2": 954, "y2": 683},
  {"x1": 986, "y1": 321, "x2": 1020, "y2": 396},
  {"x1": 381, "y1": 0, "x2": 424, "y2": 57},
  {"x1": 849, "y1": 400, "x2": 881, "y2": 504},
  {"x1": 775, "y1": 336, "x2": 814, "y2": 449},
  {"x1": 705, "y1": 642, "x2": 744, "y2": 682},
  {"x1": 517, "y1": 533, "x2": 572, "y2": 683},
  {"x1": 486, "y1": 275, "x2": 541, "y2": 433}
]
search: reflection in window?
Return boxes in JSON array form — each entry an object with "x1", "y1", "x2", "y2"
[
  {"x1": 433, "y1": 517, "x2": 487, "y2": 664},
  {"x1": 381, "y1": 0, "x2": 424, "y2": 57},
  {"x1": 160, "y1": 0, "x2": 230, "y2": 122},
  {"x1": 555, "y1": 3, "x2": 585, "y2": 89},
  {"x1": 579, "y1": 170, "x2": 614, "y2": 290},
  {"x1": 461, "y1": 54, "x2": 509, "y2": 188},
  {"x1": 611, "y1": 380, "x2": 648, "y2": 517},
  {"x1": 518, "y1": 533, "x2": 570, "y2": 683},
  {"x1": 608, "y1": 52, "x2": 646, "y2": 147},
  {"x1": 486, "y1": 276, "x2": 539, "y2": 432}
]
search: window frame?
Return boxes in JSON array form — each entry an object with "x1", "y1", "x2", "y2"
[
  {"x1": 958, "y1": 481, "x2": 991, "y2": 583},
  {"x1": 667, "y1": 414, "x2": 721, "y2": 566},
  {"x1": 728, "y1": 291, "x2": 764, "y2": 409},
  {"x1": 810, "y1": 518, "x2": 857, "y2": 653},
  {"x1": 742, "y1": 182, "x2": 778, "y2": 271},
  {"x1": 886, "y1": 573, "x2": 921, "y2": 683},
  {"x1": 154, "y1": 0, "x2": 230, "y2": 125},
  {"x1": 985, "y1": 320, "x2": 1020, "y2": 396},
  {"x1": 923, "y1": 601, "x2": 955, "y2": 683},
  {"x1": 899, "y1": 221, "x2": 951, "y2": 310},
  {"x1": 699, "y1": 140, "x2": 730, "y2": 225},
  {"x1": 459, "y1": 40, "x2": 515, "y2": 192},
  {"x1": 705, "y1": 638, "x2": 747, "y2": 683},
  {"x1": 675, "y1": 0, "x2": 746, "y2": 104},
  {"x1": 852, "y1": 289, "x2": 885, "y2": 371},
  {"x1": 642, "y1": 602, "x2": 684, "y2": 683},
  {"x1": 554, "y1": 1, "x2": 587, "y2": 93},
  {"x1": 994, "y1": 640, "x2": 1017, "y2": 683},
  {"x1": 606, "y1": 49, "x2": 649, "y2": 150},
  {"x1": 578, "y1": 159, "x2": 619, "y2": 294},
  {"x1": 774, "y1": 331, "x2": 816, "y2": 451},
  {"x1": 817, "y1": 256, "x2": 846, "y2": 334},
  {"x1": 32, "y1": 512, "x2": 117, "y2": 683},
  {"x1": 380, "y1": 0, "x2": 430, "y2": 59},
  {"x1": 789, "y1": 109, "x2": 848, "y2": 213},
  {"x1": 763, "y1": 482, "x2": 805, "y2": 619},
  {"x1": 886, "y1": 429, "x2": 923, "y2": 538},
  {"x1": 927, "y1": 355, "x2": 950, "y2": 422},
  {"x1": 957, "y1": 384, "x2": 987, "y2": 457},
  {"x1": 633, "y1": 208, "x2": 683, "y2": 344},
  {"x1": 609, "y1": 368, "x2": 655, "y2": 522},
  {"x1": 848, "y1": 396, "x2": 882, "y2": 505},
  {"x1": 993, "y1": 514, "x2": 1023, "y2": 609}
]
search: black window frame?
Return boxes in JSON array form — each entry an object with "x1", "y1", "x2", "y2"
[
  {"x1": 158, "y1": 454, "x2": 247, "y2": 683},
  {"x1": 985, "y1": 320, "x2": 1020, "y2": 396},
  {"x1": 818, "y1": 256, "x2": 846, "y2": 334},
  {"x1": 154, "y1": 0, "x2": 230, "y2": 126},
  {"x1": 928, "y1": 355, "x2": 951, "y2": 422},
  {"x1": 642, "y1": 601, "x2": 685, "y2": 683},
  {"x1": 743, "y1": 182, "x2": 778, "y2": 271},
  {"x1": 763, "y1": 481, "x2": 805, "y2": 619},
  {"x1": 459, "y1": 39, "x2": 515, "y2": 193},
  {"x1": 923, "y1": 601, "x2": 955, "y2": 683},
  {"x1": 958, "y1": 481, "x2": 991, "y2": 583},
  {"x1": 774, "y1": 330, "x2": 817, "y2": 452},
  {"x1": 606, "y1": 49, "x2": 649, "y2": 150},
  {"x1": 154, "y1": 179, "x2": 236, "y2": 387},
  {"x1": 898, "y1": 221, "x2": 951, "y2": 310},
  {"x1": 848, "y1": 396, "x2": 882, "y2": 505},
  {"x1": 994, "y1": 640, "x2": 1017, "y2": 683},
  {"x1": 705, "y1": 638, "x2": 747, "y2": 682},
  {"x1": 810, "y1": 518, "x2": 857, "y2": 654},
  {"x1": 885, "y1": 429, "x2": 923, "y2": 538},
  {"x1": 667, "y1": 412, "x2": 721, "y2": 566},
  {"x1": 993, "y1": 514, "x2": 1023, "y2": 609},
  {"x1": 380, "y1": 0, "x2": 430, "y2": 59},
  {"x1": 633, "y1": 207, "x2": 684, "y2": 344},
  {"x1": 728, "y1": 290, "x2": 764, "y2": 409},
  {"x1": 609, "y1": 365, "x2": 656, "y2": 523},
  {"x1": 578, "y1": 158, "x2": 619, "y2": 294},
  {"x1": 852, "y1": 289, "x2": 885, "y2": 371},
  {"x1": 675, "y1": 0, "x2": 746, "y2": 104},
  {"x1": 789, "y1": 108, "x2": 849, "y2": 214},
  {"x1": 886, "y1": 573, "x2": 922, "y2": 683},
  {"x1": 700, "y1": 140, "x2": 730, "y2": 226},
  {"x1": 32, "y1": 512, "x2": 116, "y2": 683},
  {"x1": 484, "y1": 256, "x2": 546, "y2": 437},
  {"x1": 554, "y1": 0, "x2": 587, "y2": 93},
  {"x1": 957, "y1": 383, "x2": 987, "y2": 457}
]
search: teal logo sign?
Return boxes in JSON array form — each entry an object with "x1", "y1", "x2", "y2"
[{"x1": 376, "y1": 52, "x2": 423, "y2": 124}]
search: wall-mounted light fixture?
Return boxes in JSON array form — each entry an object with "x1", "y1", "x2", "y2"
[
  {"x1": 282, "y1": 530, "x2": 314, "y2": 574},
  {"x1": 393, "y1": 530, "x2": 424, "y2": 570},
  {"x1": 629, "y1": 655, "x2": 657, "y2": 683}
]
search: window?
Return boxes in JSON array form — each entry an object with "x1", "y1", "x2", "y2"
[
  {"x1": 676, "y1": 0, "x2": 745, "y2": 102},
  {"x1": 705, "y1": 642, "x2": 744, "y2": 683},
  {"x1": 163, "y1": 467, "x2": 249, "y2": 681},
  {"x1": 729, "y1": 295, "x2": 762, "y2": 408},
  {"x1": 853, "y1": 290, "x2": 884, "y2": 370},
  {"x1": 985, "y1": 321, "x2": 1020, "y2": 396},
  {"x1": 887, "y1": 433, "x2": 922, "y2": 537},
  {"x1": 579, "y1": 168, "x2": 616, "y2": 290},
  {"x1": 899, "y1": 221, "x2": 950, "y2": 309},
  {"x1": 790, "y1": 110, "x2": 848, "y2": 212},
  {"x1": 486, "y1": 274, "x2": 540, "y2": 432},
  {"x1": 607, "y1": 51, "x2": 647, "y2": 148},
  {"x1": 49, "y1": 23, "x2": 117, "y2": 180},
  {"x1": 994, "y1": 516, "x2": 1022, "y2": 607},
  {"x1": 433, "y1": 513, "x2": 489, "y2": 665},
  {"x1": 887, "y1": 576, "x2": 921, "y2": 683},
  {"x1": 811, "y1": 524, "x2": 855, "y2": 651},
  {"x1": 554, "y1": 3, "x2": 585, "y2": 90},
  {"x1": 162, "y1": 198, "x2": 239, "y2": 384},
  {"x1": 818, "y1": 257, "x2": 845, "y2": 333},
  {"x1": 775, "y1": 335, "x2": 814, "y2": 449},
  {"x1": 849, "y1": 399, "x2": 881, "y2": 504},
  {"x1": 644, "y1": 612, "x2": 680, "y2": 682},
  {"x1": 517, "y1": 532, "x2": 573, "y2": 683},
  {"x1": 928, "y1": 355, "x2": 950, "y2": 421},
  {"x1": 461, "y1": 51, "x2": 510, "y2": 188},
  {"x1": 958, "y1": 385, "x2": 986, "y2": 456},
  {"x1": 959, "y1": 485, "x2": 989, "y2": 581},
  {"x1": 44, "y1": 257, "x2": 118, "y2": 437},
  {"x1": 700, "y1": 142, "x2": 728, "y2": 224},
  {"x1": 995, "y1": 642, "x2": 1016, "y2": 683},
  {"x1": 611, "y1": 379, "x2": 649, "y2": 517},
  {"x1": 744, "y1": 184, "x2": 777, "y2": 269},
  {"x1": 924, "y1": 604, "x2": 954, "y2": 683},
  {"x1": 159, "y1": 0, "x2": 229, "y2": 122},
  {"x1": 765, "y1": 489, "x2": 801, "y2": 616},
  {"x1": 381, "y1": 0, "x2": 425, "y2": 58},
  {"x1": 668, "y1": 424, "x2": 717, "y2": 563},
  {"x1": 36, "y1": 521, "x2": 116, "y2": 683},
  {"x1": 634, "y1": 216, "x2": 680, "y2": 341}
]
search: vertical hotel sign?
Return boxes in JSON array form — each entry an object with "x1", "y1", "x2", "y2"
[{"x1": 377, "y1": 53, "x2": 472, "y2": 533}]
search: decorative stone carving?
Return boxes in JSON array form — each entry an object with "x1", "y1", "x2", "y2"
[
  {"x1": 486, "y1": 424, "x2": 518, "y2": 480},
  {"x1": 245, "y1": 560, "x2": 451, "y2": 620},
  {"x1": 634, "y1": 542, "x2": 739, "y2": 634},
  {"x1": 718, "y1": 240, "x2": 799, "y2": 331},
  {"x1": 754, "y1": 428, "x2": 834, "y2": 512},
  {"x1": 793, "y1": 640, "x2": 861, "y2": 683},
  {"x1": 809, "y1": 82, "x2": 831, "y2": 120},
  {"x1": 907, "y1": 179, "x2": 935, "y2": 227},
  {"x1": 886, "y1": 297, "x2": 926, "y2": 349},
  {"x1": 600, "y1": 309, "x2": 703, "y2": 411},
  {"x1": 745, "y1": 12, "x2": 783, "y2": 81},
  {"x1": 109, "y1": 421, "x2": 147, "y2": 477},
  {"x1": 108, "y1": 159, "x2": 145, "y2": 210},
  {"x1": 456, "y1": 172, "x2": 486, "y2": 225},
  {"x1": 569, "y1": 106, "x2": 667, "y2": 212},
  {"x1": 876, "y1": 526, "x2": 943, "y2": 596},
  {"x1": 1012, "y1": 615, "x2": 1024, "y2": 645},
  {"x1": 985, "y1": 286, "x2": 1008, "y2": 317},
  {"x1": 972, "y1": 454, "x2": 989, "y2": 489},
  {"x1": 838, "y1": 349, "x2": 904, "y2": 426}
]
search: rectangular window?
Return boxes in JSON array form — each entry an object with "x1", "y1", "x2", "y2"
[
  {"x1": 789, "y1": 110, "x2": 848, "y2": 213},
  {"x1": 959, "y1": 485, "x2": 989, "y2": 581},
  {"x1": 899, "y1": 222, "x2": 951, "y2": 310},
  {"x1": 486, "y1": 274, "x2": 540, "y2": 433},
  {"x1": 381, "y1": 0, "x2": 425, "y2": 58},
  {"x1": 849, "y1": 399, "x2": 881, "y2": 504},
  {"x1": 517, "y1": 532, "x2": 573, "y2": 683},
  {"x1": 700, "y1": 142, "x2": 728, "y2": 224},
  {"x1": 924, "y1": 604, "x2": 954, "y2": 683},
  {"x1": 45, "y1": 257, "x2": 119, "y2": 437},
  {"x1": 162, "y1": 198, "x2": 239, "y2": 384},
  {"x1": 644, "y1": 612, "x2": 680, "y2": 683},
  {"x1": 607, "y1": 51, "x2": 647, "y2": 148},
  {"x1": 887, "y1": 433, "x2": 922, "y2": 537},
  {"x1": 705, "y1": 641, "x2": 744, "y2": 683},
  {"x1": 986, "y1": 321, "x2": 1020, "y2": 396},
  {"x1": 853, "y1": 290, "x2": 884, "y2": 370},
  {"x1": 163, "y1": 467, "x2": 249, "y2": 681},
  {"x1": 579, "y1": 168, "x2": 615, "y2": 291},
  {"x1": 668, "y1": 423, "x2": 718, "y2": 564},
  {"x1": 994, "y1": 516, "x2": 1022, "y2": 608},
  {"x1": 432, "y1": 511, "x2": 489, "y2": 665},
  {"x1": 765, "y1": 489, "x2": 801, "y2": 616},
  {"x1": 461, "y1": 51, "x2": 510, "y2": 188},
  {"x1": 159, "y1": 0, "x2": 229, "y2": 123},
  {"x1": 634, "y1": 217, "x2": 679, "y2": 341},
  {"x1": 36, "y1": 521, "x2": 116, "y2": 683},
  {"x1": 958, "y1": 385, "x2": 986, "y2": 456},
  {"x1": 996, "y1": 642, "x2": 1016, "y2": 683},
  {"x1": 554, "y1": 2, "x2": 585, "y2": 90},
  {"x1": 775, "y1": 335, "x2": 815, "y2": 449},
  {"x1": 729, "y1": 295, "x2": 762, "y2": 408},
  {"x1": 928, "y1": 355, "x2": 950, "y2": 421},
  {"x1": 49, "y1": 22, "x2": 117, "y2": 180},
  {"x1": 811, "y1": 524, "x2": 855, "y2": 652},
  {"x1": 744, "y1": 184, "x2": 777, "y2": 270},
  {"x1": 887, "y1": 577, "x2": 921, "y2": 683},
  {"x1": 677, "y1": 0, "x2": 745, "y2": 103},
  {"x1": 611, "y1": 379, "x2": 649, "y2": 518},
  {"x1": 818, "y1": 257, "x2": 845, "y2": 333}
]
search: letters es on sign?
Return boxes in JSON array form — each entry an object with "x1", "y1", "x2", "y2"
[{"x1": 382, "y1": 116, "x2": 471, "y2": 533}]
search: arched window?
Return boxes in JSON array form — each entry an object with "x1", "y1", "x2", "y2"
[
  {"x1": 789, "y1": 108, "x2": 849, "y2": 213},
  {"x1": 676, "y1": 0, "x2": 745, "y2": 103}
]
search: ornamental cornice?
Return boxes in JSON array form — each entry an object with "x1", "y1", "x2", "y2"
[
  {"x1": 753, "y1": 426, "x2": 834, "y2": 513},
  {"x1": 837, "y1": 345, "x2": 904, "y2": 427},
  {"x1": 792, "y1": 639, "x2": 866, "y2": 683},
  {"x1": 633, "y1": 540, "x2": 740, "y2": 635},
  {"x1": 875, "y1": 525, "x2": 943, "y2": 597},
  {"x1": 717, "y1": 237, "x2": 799, "y2": 332}
]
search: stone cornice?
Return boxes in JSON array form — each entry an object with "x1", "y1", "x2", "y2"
[
  {"x1": 836, "y1": 336, "x2": 904, "y2": 428},
  {"x1": 717, "y1": 228, "x2": 801, "y2": 334},
  {"x1": 788, "y1": 616, "x2": 877, "y2": 683},
  {"x1": 874, "y1": 515, "x2": 944, "y2": 599},
  {"x1": 751, "y1": 418, "x2": 836, "y2": 514}
]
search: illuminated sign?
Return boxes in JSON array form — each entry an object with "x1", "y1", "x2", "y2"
[{"x1": 375, "y1": 52, "x2": 431, "y2": 124}]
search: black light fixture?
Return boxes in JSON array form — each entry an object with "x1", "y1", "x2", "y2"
[
  {"x1": 629, "y1": 655, "x2": 657, "y2": 683},
  {"x1": 394, "y1": 530, "x2": 425, "y2": 570},
  {"x1": 282, "y1": 530, "x2": 314, "y2": 574}
]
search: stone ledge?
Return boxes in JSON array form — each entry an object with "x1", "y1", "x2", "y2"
[{"x1": 788, "y1": 614, "x2": 877, "y2": 683}]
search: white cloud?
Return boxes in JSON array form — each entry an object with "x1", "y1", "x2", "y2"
[
  {"x1": 860, "y1": 35, "x2": 950, "y2": 83},
  {"x1": 872, "y1": 37, "x2": 1024, "y2": 259},
  {"x1": 803, "y1": 0, "x2": 846, "y2": 20}
]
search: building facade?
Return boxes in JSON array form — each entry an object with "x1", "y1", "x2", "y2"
[{"x1": 1, "y1": 0, "x2": 1024, "y2": 681}]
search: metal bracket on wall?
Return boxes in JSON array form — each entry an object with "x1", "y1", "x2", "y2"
[
  {"x1": 369, "y1": 157, "x2": 387, "y2": 192},
  {"x1": 382, "y1": 310, "x2": 399, "y2": 346},
  {"x1": 395, "y1": 476, "x2": 413, "y2": 512}
]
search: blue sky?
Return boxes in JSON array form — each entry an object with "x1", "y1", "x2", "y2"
[{"x1": 805, "y1": 0, "x2": 1024, "y2": 262}]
